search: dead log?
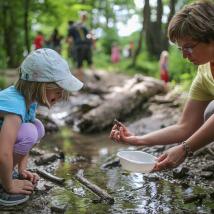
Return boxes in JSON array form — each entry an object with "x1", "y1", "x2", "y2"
[
  {"x1": 77, "y1": 75, "x2": 164, "y2": 133},
  {"x1": 75, "y1": 170, "x2": 114, "y2": 204},
  {"x1": 36, "y1": 169, "x2": 65, "y2": 184}
]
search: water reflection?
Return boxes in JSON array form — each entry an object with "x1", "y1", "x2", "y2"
[{"x1": 39, "y1": 128, "x2": 213, "y2": 214}]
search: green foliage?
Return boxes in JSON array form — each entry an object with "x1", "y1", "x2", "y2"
[
  {"x1": 169, "y1": 46, "x2": 196, "y2": 82},
  {"x1": 0, "y1": 0, "x2": 199, "y2": 94},
  {"x1": 94, "y1": 39, "x2": 197, "y2": 93},
  {"x1": 0, "y1": 44, "x2": 6, "y2": 69},
  {"x1": 94, "y1": 47, "x2": 159, "y2": 78},
  {"x1": 100, "y1": 27, "x2": 119, "y2": 55},
  {"x1": 0, "y1": 77, "x2": 7, "y2": 89},
  {"x1": 130, "y1": 51, "x2": 159, "y2": 77}
]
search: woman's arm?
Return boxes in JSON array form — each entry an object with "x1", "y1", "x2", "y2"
[
  {"x1": 154, "y1": 99, "x2": 214, "y2": 171},
  {"x1": 110, "y1": 99, "x2": 209, "y2": 146},
  {"x1": 137, "y1": 99, "x2": 209, "y2": 145}
]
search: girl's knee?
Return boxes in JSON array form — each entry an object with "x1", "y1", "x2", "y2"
[{"x1": 34, "y1": 119, "x2": 45, "y2": 140}]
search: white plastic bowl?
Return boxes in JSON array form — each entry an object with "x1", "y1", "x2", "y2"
[{"x1": 117, "y1": 151, "x2": 156, "y2": 173}]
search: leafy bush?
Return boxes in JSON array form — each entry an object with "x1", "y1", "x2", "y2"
[
  {"x1": 0, "y1": 77, "x2": 7, "y2": 89},
  {"x1": 100, "y1": 28, "x2": 120, "y2": 55},
  {"x1": 169, "y1": 46, "x2": 196, "y2": 83}
]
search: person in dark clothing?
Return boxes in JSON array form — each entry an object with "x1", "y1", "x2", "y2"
[
  {"x1": 50, "y1": 28, "x2": 63, "y2": 53},
  {"x1": 66, "y1": 20, "x2": 75, "y2": 59},
  {"x1": 68, "y1": 11, "x2": 96, "y2": 81}
]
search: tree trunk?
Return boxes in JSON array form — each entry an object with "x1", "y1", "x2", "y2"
[
  {"x1": 2, "y1": 2, "x2": 16, "y2": 67},
  {"x1": 131, "y1": 20, "x2": 143, "y2": 67},
  {"x1": 131, "y1": 0, "x2": 150, "y2": 67},
  {"x1": 163, "y1": 0, "x2": 177, "y2": 50},
  {"x1": 23, "y1": 0, "x2": 30, "y2": 54},
  {"x1": 146, "y1": 0, "x2": 163, "y2": 58}
]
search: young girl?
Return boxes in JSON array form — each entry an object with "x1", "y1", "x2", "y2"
[
  {"x1": 111, "y1": 43, "x2": 121, "y2": 63},
  {"x1": 159, "y1": 50, "x2": 169, "y2": 86},
  {"x1": 0, "y1": 48, "x2": 83, "y2": 206}
]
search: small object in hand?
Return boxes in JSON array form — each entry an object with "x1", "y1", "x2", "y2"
[{"x1": 113, "y1": 118, "x2": 121, "y2": 128}]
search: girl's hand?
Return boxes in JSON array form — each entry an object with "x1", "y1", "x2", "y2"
[
  {"x1": 109, "y1": 122, "x2": 136, "y2": 144},
  {"x1": 153, "y1": 144, "x2": 186, "y2": 171},
  {"x1": 19, "y1": 170, "x2": 40, "y2": 185},
  {"x1": 7, "y1": 179, "x2": 34, "y2": 195}
]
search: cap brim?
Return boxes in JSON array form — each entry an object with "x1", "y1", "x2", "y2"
[{"x1": 56, "y1": 75, "x2": 83, "y2": 92}]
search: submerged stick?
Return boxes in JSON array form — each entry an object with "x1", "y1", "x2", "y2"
[
  {"x1": 36, "y1": 169, "x2": 65, "y2": 185},
  {"x1": 35, "y1": 154, "x2": 59, "y2": 166},
  {"x1": 75, "y1": 170, "x2": 114, "y2": 204}
]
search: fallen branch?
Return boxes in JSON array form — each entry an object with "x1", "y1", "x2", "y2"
[
  {"x1": 35, "y1": 154, "x2": 59, "y2": 165},
  {"x1": 36, "y1": 169, "x2": 65, "y2": 185},
  {"x1": 75, "y1": 170, "x2": 114, "y2": 204},
  {"x1": 207, "y1": 147, "x2": 214, "y2": 156}
]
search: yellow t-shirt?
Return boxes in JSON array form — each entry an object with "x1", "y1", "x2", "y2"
[{"x1": 189, "y1": 62, "x2": 214, "y2": 101}]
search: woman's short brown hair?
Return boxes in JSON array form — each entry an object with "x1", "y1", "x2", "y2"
[
  {"x1": 168, "y1": 0, "x2": 214, "y2": 43},
  {"x1": 15, "y1": 79, "x2": 70, "y2": 109}
]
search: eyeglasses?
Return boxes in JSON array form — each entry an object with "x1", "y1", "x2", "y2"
[{"x1": 177, "y1": 42, "x2": 200, "y2": 54}]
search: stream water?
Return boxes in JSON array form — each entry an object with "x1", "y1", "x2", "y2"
[{"x1": 39, "y1": 128, "x2": 214, "y2": 214}]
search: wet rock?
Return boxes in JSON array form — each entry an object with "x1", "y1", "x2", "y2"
[
  {"x1": 144, "y1": 175, "x2": 160, "y2": 182},
  {"x1": 183, "y1": 193, "x2": 206, "y2": 204},
  {"x1": 65, "y1": 155, "x2": 87, "y2": 163},
  {"x1": 30, "y1": 148, "x2": 45, "y2": 156},
  {"x1": 194, "y1": 143, "x2": 214, "y2": 156},
  {"x1": 35, "y1": 180, "x2": 48, "y2": 191},
  {"x1": 200, "y1": 171, "x2": 213, "y2": 179},
  {"x1": 44, "y1": 183, "x2": 55, "y2": 191},
  {"x1": 151, "y1": 95, "x2": 174, "y2": 104},
  {"x1": 45, "y1": 122, "x2": 59, "y2": 133},
  {"x1": 173, "y1": 166, "x2": 189, "y2": 179},
  {"x1": 50, "y1": 200, "x2": 68, "y2": 213},
  {"x1": 37, "y1": 114, "x2": 59, "y2": 133},
  {"x1": 82, "y1": 82, "x2": 108, "y2": 95},
  {"x1": 202, "y1": 164, "x2": 214, "y2": 172},
  {"x1": 205, "y1": 154, "x2": 214, "y2": 160},
  {"x1": 210, "y1": 192, "x2": 214, "y2": 199},
  {"x1": 101, "y1": 158, "x2": 120, "y2": 169},
  {"x1": 180, "y1": 182, "x2": 190, "y2": 189},
  {"x1": 73, "y1": 186, "x2": 86, "y2": 196}
]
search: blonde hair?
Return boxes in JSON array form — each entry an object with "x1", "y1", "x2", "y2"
[
  {"x1": 15, "y1": 79, "x2": 70, "y2": 109},
  {"x1": 168, "y1": 0, "x2": 214, "y2": 43}
]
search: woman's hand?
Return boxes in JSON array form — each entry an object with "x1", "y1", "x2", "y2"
[
  {"x1": 153, "y1": 144, "x2": 186, "y2": 171},
  {"x1": 6, "y1": 179, "x2": 34, "y2": 195},
  {"x1": 109, "y1": 122, "x2": 137, "y2": 144},
  {"x1": 19, "y1": 170, "x2": 40, "y2": 185}
]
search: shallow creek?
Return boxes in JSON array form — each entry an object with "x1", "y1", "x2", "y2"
[{"x1": 38, "y1": 127, "x2": 214, "y2": 214}]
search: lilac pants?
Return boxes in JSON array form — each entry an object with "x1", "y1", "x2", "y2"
[{"x1": 14, "y1": 119, "x2": 45, "y2": 155}]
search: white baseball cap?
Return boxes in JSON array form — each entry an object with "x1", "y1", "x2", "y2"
[{"x1": 20, "y1": 48, "x2": 83, "y2": 92}]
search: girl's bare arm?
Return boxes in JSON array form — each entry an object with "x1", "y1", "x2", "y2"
[{"x1": 0, "y1": 114, "x2": 21, "y2": 190}]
